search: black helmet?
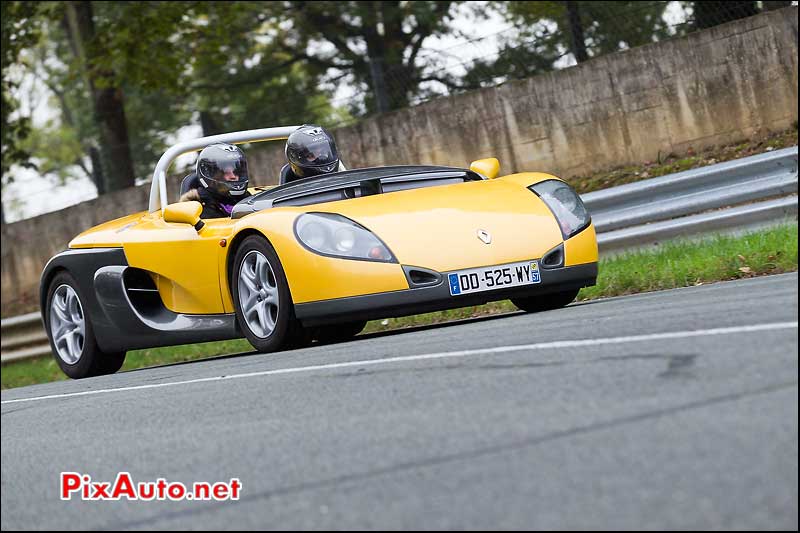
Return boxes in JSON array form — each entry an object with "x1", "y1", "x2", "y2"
[
  {"x1": 196, "y1": 143, "x2": 249, "y2": 201},
  {"x1": 285, "y1": 125, "x2": 340, "y2": 180}
]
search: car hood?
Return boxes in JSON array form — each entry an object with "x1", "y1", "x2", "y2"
[{"x1": 305, "y1": 178, "x2": 563, "y2": 272}]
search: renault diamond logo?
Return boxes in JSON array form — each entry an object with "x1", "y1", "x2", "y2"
[{"x1": 477, "y1": 229, "x2": 492, "y2": 244}]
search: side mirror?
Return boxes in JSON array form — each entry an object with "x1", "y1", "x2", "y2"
[
  {"x1": 469, "y1": 158, "x2": 500, "y2": 179},
  {"x1": 164, "y1": 201, "x2": 204, "y2": 231}
]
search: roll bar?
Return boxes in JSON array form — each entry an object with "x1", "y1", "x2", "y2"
[{"x1": 148, "y1": 125, "x2": 302, "y2": 213}]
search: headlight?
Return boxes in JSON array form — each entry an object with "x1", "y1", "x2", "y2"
[
  {"x1": 295, "y1": 213, "x2": 396, "y2": 262},
  {"x1": 529, "y1": 180, "x2": 591, "y2": 239}
]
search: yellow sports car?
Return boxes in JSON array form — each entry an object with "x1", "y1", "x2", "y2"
[{"x1": 40, "y1": 126, "x2": 598, "y2": 378}]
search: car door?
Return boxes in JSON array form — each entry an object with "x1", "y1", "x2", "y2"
[{"x1": 121, "y1": 213, "x2": 235, "y2": 315}]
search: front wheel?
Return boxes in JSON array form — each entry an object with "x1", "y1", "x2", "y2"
[
  {"x1": 232, "y1": 235, "x2": 301, "y2": 353},
  {"x1": 511, "y1": 288, "x2": 580, "y2": 313},
  {"x1": 45, "y1": 271, "x2": 127, "y2": 379}
]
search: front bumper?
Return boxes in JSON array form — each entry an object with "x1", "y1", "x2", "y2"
[{"x1": 294, "y1": 262, "x2": 597, "y2": 326}]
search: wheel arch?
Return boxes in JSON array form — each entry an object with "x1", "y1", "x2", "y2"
[
  {"x1": 39, "y1": 265, "x2": 69, "y2": 322},
  {"x1": 226, "y1": 228, "x2": 275, "y2": 303},
  {"x1": 38, "y1": 247, "x2": 129, "y2": 351}
]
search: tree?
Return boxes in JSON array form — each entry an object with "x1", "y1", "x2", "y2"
[
  {"x1": 274, "y1": 1, "x2": 461, "y2": 114},
  {"x1": 1, "y1": 1, "x2": 43, "y2": 223},
  {"x1": 61, "y1": 1, "x2": 136, "y2": 193},
  {"x1": 459, "y1": 1, "x2": 672, "y2": 89},
  {"x1": 565, "y1": 1, "x2": 588, "y2": 63},
  {"x1": 11, "y1": 1, "x2": 340, "y2": 199},
  {"x1": 180, "y1": 2, "x2": 342, "y2": 136},
  {"x1": 18, "y1": 15, "x2": 105, "y2": 192}
]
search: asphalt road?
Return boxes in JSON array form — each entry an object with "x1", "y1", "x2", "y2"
[{"x1": 2, "y1": 273, "x2": 798, "y2": 530}]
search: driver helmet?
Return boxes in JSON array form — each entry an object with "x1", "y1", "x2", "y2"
[
  {"x1": 285, "y1": 124, "x2": 340, "y2": 179},
  {"x1": 196, "y1": 143, "x2": 249, "y2": 201}
]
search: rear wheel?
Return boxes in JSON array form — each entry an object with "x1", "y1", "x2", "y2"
[
  {"x1": 511, "y1": 288, "x2": 580, "y2": 313},
  {"x1": 45, "y1": 271, "x2": 126, "y2": 379},
  {"x1": 232, "y1": 235, "x2": 304, "y2": 352},
  {"x1": 313, "y1": 320, "x2": 367, "y2": 344}
]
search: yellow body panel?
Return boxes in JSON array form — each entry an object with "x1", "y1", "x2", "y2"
[
  {"x1": 469, "y1": 158, "x2": 500, "y2": 179},
  {"x1": 67, "y1": 169, "x2": 598, "y2": 314},
  {"x1": 230, "y1": 210, "x2": 410, "y2": 307},
  {"x1": 72, "y1": 211, "x2": 234, "y2": 314},
  {"x1": 564, "y1": 223, "x2": 598, "y2": 266},
  {"x1": 307, "y1": 177, "x2": 564, "y2": 272},
  {"x1": 69, "y1": 212, "x2": 148, "y2": 248},
  {"x1": 163, "y1": 201, "x2": 203, "y2": 226},
  {"x1": 497, "y1": 171, "x2": 563, "y2": 189},
  {"x1": 122, "y1": 215, "x2": 234, "y2": 314}
]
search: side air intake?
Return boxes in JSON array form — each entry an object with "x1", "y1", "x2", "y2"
[
  {"x1": 403, "y1": 266, "x2": 443, "y2": 288},
  {"x1": 541, "y1": 244, "x2": 565, "y2": 269}
]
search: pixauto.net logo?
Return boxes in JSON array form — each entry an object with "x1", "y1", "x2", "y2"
[{"x1": 60, "y1": 472, "x2": 242, "y2": 502}]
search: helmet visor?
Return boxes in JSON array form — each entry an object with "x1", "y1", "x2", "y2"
[
  {"x1": 290, "y1": 138, "x2": 338, "y2": 167},
  {"x1": 200, "y1": 159, "x2": 248, "y2": 182}
]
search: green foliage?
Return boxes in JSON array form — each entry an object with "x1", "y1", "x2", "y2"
[
  {"x1": 12, "y1": 18, "x2": 99, "y2": 187},
  {"x1": 94, "y1": 1, "x2": 340, "y2": 134},
  {"x1": 18, "y1": 119, "x2": 85, "y2": 185},
  {"x1": 276, "y1": 1, "x2": 461, "y2": 112},
  {"x1": 1, "y1": 1, "x2": 44, "y2": 182},
  {"x1": 7, "y1": 1, "x2": 340, "y2": 193},
  {"x1": 462, "y1": 1, "x2": 672, "y2": 87}
]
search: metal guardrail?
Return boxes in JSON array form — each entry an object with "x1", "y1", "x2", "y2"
[
  {"x1": 1, "y1": 312, "x2": 49, "y2": 363},
  {"x1": 598, "y1": 195, "x2": 797, "y2": 251},
  {"x1": 2, "y1": 147, "x2": 797, "y2": 363},
  {"x1": 584, "y1": 146, "x2": 798, "y2": 251}
]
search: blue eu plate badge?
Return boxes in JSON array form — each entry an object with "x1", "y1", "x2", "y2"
[{"x1": 448, "y1": 273, "x2": 461, "y2": 295}]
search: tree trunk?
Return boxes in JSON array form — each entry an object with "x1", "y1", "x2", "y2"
[
  {"x1": 89, "y1": 146, "x2": 105, "y2": 195},
  {"x1": 565, "y1": 1, "x2": 589, "y2": 63},
  {"x1": 94, "y1": 85, "x2": 135, "y2": 192},
  {"x1": 200, "y1": 110, "x2": 223, "y2": 137},
  {"x1": 63, "y1": 1, "x2": 135, "y2": 193},
  {"x1": 369, "y1": 56, "x2": 390, "y2": 113},
  {"x1": 364, "y1": 1, "x2": 409, "y2": 113}
]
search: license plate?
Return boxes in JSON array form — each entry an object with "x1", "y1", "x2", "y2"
[{"x1": 448, "y1": 260, "x2": 541, "y2": 296}]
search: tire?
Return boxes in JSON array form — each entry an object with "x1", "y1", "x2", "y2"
[
  {"x1": 96, "y1": 352, "x2": 127, "y2": 375},
  {"x1": 313, "y1": 320, "x2": 367, "y2": 344},
  {"x1": 45, "y1": 271, "x2": 127, "y2": 379},
  {"x1": 511, "y1": 288, "x2": 580, "y2": 313},
  {"x1": 283, "y1": 321, "x2": 314, "y2": 350},
  {"x1": 231, "y1": 235, "x2": 301, "y2": 353}
]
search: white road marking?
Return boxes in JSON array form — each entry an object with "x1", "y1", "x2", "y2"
[{"x1": 2, "y1": 322, "x2": 797, "y2": 405}]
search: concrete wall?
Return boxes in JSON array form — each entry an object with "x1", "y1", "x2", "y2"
[
  {"x1": 2, "y1": 7, "x2": 797, "y2": 315},
  {"x1": 249, "y1": 7, "x2": 798, "y2": 179}
]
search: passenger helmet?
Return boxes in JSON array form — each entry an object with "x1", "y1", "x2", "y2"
[{"x1": 285, "y1": 125, "x2": 340, "y2": 179}]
